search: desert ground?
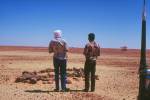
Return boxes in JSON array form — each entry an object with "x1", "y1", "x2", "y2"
[{"x1": 0, "y1": 46, "x2": 150, "y2": 100}]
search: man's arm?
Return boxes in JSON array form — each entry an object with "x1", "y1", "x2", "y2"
[
  {"x1": 48, "y1": 41, "x2": 53, "y2": 53},
  {"x1": 97, "y1": 44, "x2": 100, "y2": 56},
  {"x1": 64, "y1": 41, "x2": 69, "y2": 52},
  {"x1": 83, "y1": 44, "x2": 88, "y2": 56}
]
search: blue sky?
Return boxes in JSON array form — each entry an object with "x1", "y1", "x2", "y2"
[{"x1": 0, "y1": 0, "x2": 150, "y2": 49}]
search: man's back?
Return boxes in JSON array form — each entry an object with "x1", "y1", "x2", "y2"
[
  {"x1": 84, "y1": 41, "x2": 100, "y2": 60},
  {"x1": 49, "y1": 38, "x2": 68, "y2": 60}
]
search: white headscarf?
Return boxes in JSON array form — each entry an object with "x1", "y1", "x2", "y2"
[{"x1": 54, "y1": 30, "x2": 62, "y2": 39}]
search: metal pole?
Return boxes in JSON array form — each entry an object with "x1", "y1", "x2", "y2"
[{"x1": 138, "y1": 0, "x2": 147, "y2": 99}]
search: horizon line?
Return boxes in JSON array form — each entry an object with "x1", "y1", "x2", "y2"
[{"x1": 0, "y1": 45, "x2": 147, "y2": 50}]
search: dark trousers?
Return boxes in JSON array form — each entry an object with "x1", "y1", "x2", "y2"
[
  {"x1": 84, "y1": 59, "x2": 96, "y2": 91},
  {"x1": 53, "y1": 58, "x2": 67, "y2": 90}
]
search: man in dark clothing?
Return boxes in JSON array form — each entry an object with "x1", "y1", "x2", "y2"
[
  {"x1": 83, "y1": 33, "x2": 100, "y2": 92},
  {"x1": 49, "y1": 30, "x2": 69, "y2": 92}
]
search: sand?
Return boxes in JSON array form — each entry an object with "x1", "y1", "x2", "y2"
[{"x1": 0, "y1": 46, "x2": 150, "y2": 100}]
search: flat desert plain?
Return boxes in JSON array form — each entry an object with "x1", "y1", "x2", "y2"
[{"x1": 0, "y1": 46, "x2": 150, "y2": 100}]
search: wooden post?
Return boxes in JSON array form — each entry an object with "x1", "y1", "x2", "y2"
[{"x1": 138, "y1": 0, "x2": 147, "y2": 99}]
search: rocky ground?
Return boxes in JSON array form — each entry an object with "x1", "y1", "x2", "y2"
[{"x1": 0, "y1": 46, "x2": 150, "y2": 100}]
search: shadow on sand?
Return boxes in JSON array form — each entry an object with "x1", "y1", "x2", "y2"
[{"x1": 25, "y1": 89, "x2": 84, "y2": 93}]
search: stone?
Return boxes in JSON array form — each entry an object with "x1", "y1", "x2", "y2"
[{"x1": 66, "y1": 79, "x2": 72, "y2": 84}]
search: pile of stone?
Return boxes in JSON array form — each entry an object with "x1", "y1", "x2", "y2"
[
  {"x1": 15, "y1": 70, "x2": 54, "y2": 84},
  {"x1": 67, "y1": 67, "x2": 84, "y2": 77},
  {"x1": 15, "y1": 67, "x2": 99, "y2": 84}
]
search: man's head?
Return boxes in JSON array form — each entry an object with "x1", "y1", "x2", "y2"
[
  {"x1": 88, "y1": 33, "x2": 95, "y2": 42},
  {"x1": 54, "y1": 30, "x2": 62, "y2": 38}
]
